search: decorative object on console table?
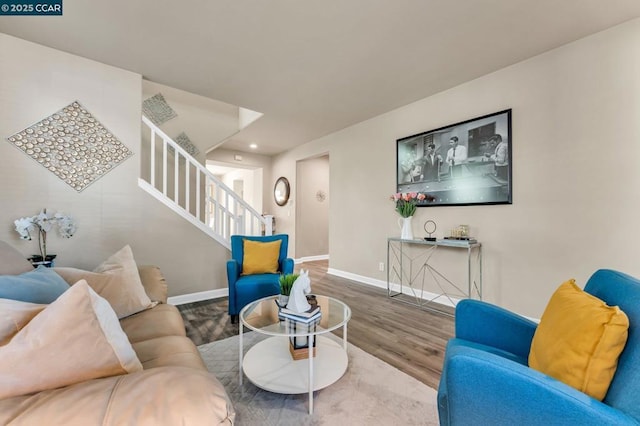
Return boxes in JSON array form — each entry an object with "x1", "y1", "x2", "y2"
[
  {"x1": 423, "y1": 220, "x2": 437, "y2": 241},
  {"x1": 390, "y1": 192, "x2": 435, "y2": 240},
  {"x1": 445, "y1": 224, "x2": 475, "y2": 242},
  {"x1": 399, "y1": 216, "x2": 414, "y2": 240},
  {"x1": 14, "y1": 208, "x2": 77, "y2": 268}
]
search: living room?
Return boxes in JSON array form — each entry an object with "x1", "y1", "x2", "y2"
[{"x1": 2, "y1": 2, "x2": 640, "y2": 424}]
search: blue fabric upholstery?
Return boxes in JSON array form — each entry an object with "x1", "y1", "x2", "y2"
[
  {"x1": 0, "y1": 266, "x2": 69, "y2": 304},
  {"x1": 227, "y1": 234, "x2": 294, "y2": 316},
  {"x1": 438, "y1": 269, "x2": 640, "y2": 426}
]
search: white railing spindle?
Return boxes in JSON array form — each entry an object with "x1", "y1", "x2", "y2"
[
  {"x1": 162, "y1": 138, "x2": 168, "y2": 196},
  {"x1": 139, "y1": 116, "x2": 271, "y2": 250},
  {"x1": 185, "y1": 161, "x2": 190, "y2": 214},
  {"x1": 150, "y1": 130, "x2": 156, "y2": 187}
]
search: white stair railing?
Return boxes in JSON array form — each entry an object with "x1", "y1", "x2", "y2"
[{"x1": 138, "y1": 116, "x2": 272, "y2": 249}]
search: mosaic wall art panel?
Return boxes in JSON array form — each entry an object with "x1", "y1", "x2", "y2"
[
  {"x1": 6, "y1": 101, "x2": 133, "y2": 192},
  {"x1": 173, "y1": 132, "x2": 199, "y2": 156},
  {"x1": 142, "y1": 93, "x2": 177, "y2": 126}
]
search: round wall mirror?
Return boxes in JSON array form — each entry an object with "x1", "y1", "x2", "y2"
[{"x1": 274, "y1": 177, "x2": 290, "y2": 206}]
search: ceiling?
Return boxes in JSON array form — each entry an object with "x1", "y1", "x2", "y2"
[{"x1": 2, "y1": 0, "x2": 640, "y2": 155}]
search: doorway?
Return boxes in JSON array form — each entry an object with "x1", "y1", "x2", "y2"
[{"x1": 295, "y1": 154, "x2": 329, "y2": 260}]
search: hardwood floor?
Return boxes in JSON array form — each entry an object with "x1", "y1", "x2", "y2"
[
  {"x1": 303, "y1": 260, "x2": 454, "y2": 389},
  {"x1": 179, "y1": 259, "x2": 455, "y2": 390}
]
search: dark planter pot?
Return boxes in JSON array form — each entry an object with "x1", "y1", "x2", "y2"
[{"x1": 28, "y1": 254, "x2": 57, "y2": 268}]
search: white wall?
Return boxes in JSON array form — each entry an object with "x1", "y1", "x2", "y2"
[
  {"x1": 273, "y1": 18, "x2": 640, "y2": 318},
  {"x1": 0, "y1": 33, "x2": 230, "y2": 297}
]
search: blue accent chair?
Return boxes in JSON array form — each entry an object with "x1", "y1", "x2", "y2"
[
  {"x1": 438, "y1": 269, "x2": 640, "y2": 425},
  {"x1": 227, "y1": 234, "x2": 294, "y2": 322}
]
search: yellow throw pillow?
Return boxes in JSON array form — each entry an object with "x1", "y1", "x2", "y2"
[
  {"x1": 0, "y1": 280, "x2": 142, "y2": 399},
  {"x1": 529, "y1": 279, "x2": 629, "y2": 400},
  {"x1": 242, "y1": 239, "x2": 282, "y2": 275}
]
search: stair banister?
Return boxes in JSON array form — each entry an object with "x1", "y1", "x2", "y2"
[{"x1": 139, "y1": 116, "x2": 271, "y2": 249}]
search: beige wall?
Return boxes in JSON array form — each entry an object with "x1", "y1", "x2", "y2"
[
  {"x1": 271, "y1": 139, "x2": 332, "y2": 257},
  {"x1": 4, "y1": 16, "x2": 640, "y2": 312},
  {"x1": 274, "y1": 18, "x2": 640, "y2": 318},
  {"x1": 207, "y1": 148, "x2": 273, "y2": 213},
  {"x1": 0, "y1": 34, "x2": 230, "y2": 297},
  {"x1": 296, "y1": 155, "x2": 329, "y2": 258},
  {"x1": 219, "y1": 167, "x2": 263, "y2": 214},
  {"x1": 142, "y1": 80, "x2": 240, "y2": 159}
]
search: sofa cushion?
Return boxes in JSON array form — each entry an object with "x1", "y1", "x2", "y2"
[
  {"x1": 0, "y1": 240, "x2": 33, "y2": 275},
  {"x1": 0, "y1": 298, "x2": 46, "y2": 345},
  {"x1": 55, "y1": 245, "x2": 155, "y2": 319},
  {"x1": 242, "y1": 238, "x2": 281, "y2": 274},
  {"x1": 529, "y1": 279, "x2": 629, "y2": 400},
  {"x1": 138, "y1": 265, "x2": 168, "y2": 303},
  {"x1": 0, "y1": 266, "x2": 69, "y2": 304},
  {"x1": 120, "y1": 303, "x2": 186, "y2": 343},
  {"x1": 0, "y1": 280, "x2": 142, "y2": 399},
  {"x1": 0, "y1": 367, "x2": 235, "y2": 425},
  {"x1": 132, "y1": 335, "x2": 207, "y2": 370}
]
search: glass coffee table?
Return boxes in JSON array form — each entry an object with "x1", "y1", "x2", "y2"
[{"x1": 239, "y1": 294, "x2": 351, "y2": 414}]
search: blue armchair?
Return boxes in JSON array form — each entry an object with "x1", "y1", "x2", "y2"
[
  {"x1": 438, "y1": 269, "x2": 640, "y2": 425},
  {"x1": 227, "y1": 234, "x2": 294, "y2": 322}
]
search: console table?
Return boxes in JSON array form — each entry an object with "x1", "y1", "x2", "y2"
[{"x1": 386, "y1": 238, "x2": 482, "y2": 316}]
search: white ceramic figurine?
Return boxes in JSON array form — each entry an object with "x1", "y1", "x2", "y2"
[{"x1": 286, "y1": 269, "x2": 311, "y2": 313}]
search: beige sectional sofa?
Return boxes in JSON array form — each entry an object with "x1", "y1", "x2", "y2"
[{"x1": 0, "y1": 241, "x2": 235, "y2": 425}]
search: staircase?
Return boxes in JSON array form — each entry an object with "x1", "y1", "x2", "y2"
[{"x1": 138, "y1": 116, "x2": 272, "y2": 249}]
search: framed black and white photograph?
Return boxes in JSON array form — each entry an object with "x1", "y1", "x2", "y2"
[{"x1": 396, "y1": 109, "x2": 512, "y2": 207}]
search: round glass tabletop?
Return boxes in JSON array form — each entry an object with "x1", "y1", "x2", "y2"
[{"x1": 239, "y1": 294, "x2": 351, "y2": 337}]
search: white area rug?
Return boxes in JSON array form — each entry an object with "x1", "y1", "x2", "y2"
[{"x1": 198, "y1": 332, "x2": 439, "y2": 425}]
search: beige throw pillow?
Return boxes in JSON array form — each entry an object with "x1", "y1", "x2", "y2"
[
  {"x1": 55, "y1": 245, "x2": 155, "y2": 318},
  {"x1": 0, "y1": 280, "x2": 143, "y2": 399},
  {"x1": 0, "y1": 299, "x2": 46, "y2": 345}
]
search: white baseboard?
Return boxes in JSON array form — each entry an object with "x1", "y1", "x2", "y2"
[
  {"x1": 169, "y1": 264, "x2": 453, "y2": 309},
  {"x1": 295, "y1": 254, "x2": 329, "y2": 264},
  {"x1": 168, "y1": 288, "x2": 228, "y2": 305},
  {"x1": 167, "y1": 255, "x2": 330, "y2": 305},
  {"x1": 168, "y1": 267, "x2": 541, "y2": 321},
  {"x1": 327, "y1": 268, "x2": 459, "y2": 308}
]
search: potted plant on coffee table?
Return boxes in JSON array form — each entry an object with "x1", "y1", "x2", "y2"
[{"x1": 278, "y1": 273, "x2": 299, "y2": 306}]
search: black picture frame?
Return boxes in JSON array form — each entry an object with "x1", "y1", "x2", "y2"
[{"x1": 396, "y1": 109, "x2": 512, "y2": 207}]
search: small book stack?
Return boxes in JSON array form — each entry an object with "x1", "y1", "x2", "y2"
[{"x1": 276, "y1": 296, "x2": 321, "y2": 323}]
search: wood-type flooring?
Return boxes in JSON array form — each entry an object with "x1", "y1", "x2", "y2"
[{"x1": 178, "y1": 259, "x2": 454, "y2": 389}]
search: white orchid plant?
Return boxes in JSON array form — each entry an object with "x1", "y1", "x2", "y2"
[{"x1": 14, "y1": 208, "x2": 77, "y2": 261}]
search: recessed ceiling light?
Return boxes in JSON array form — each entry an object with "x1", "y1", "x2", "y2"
[{"x1": 249, "y1": 143, "x2": 258, "y2": 149}]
